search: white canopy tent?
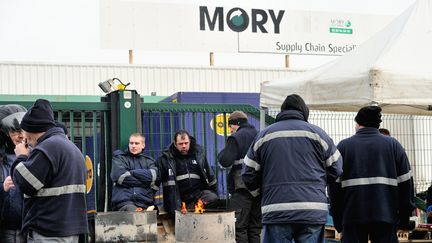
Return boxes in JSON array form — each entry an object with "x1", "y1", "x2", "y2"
[{"x1": 260, "y1": 0, "x2": 432, "y2": 115}]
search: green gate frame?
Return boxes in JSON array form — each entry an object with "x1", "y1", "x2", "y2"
[{"x1": 0, "y1": 97, "x2": 272, "y2": 212}]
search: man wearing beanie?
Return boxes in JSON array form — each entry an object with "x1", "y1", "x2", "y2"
[
  {"x1": 242, "y1": 94, "x2": 342, "y2": 243},
  {"x1": 11, "y1": 99, "x2": 88, "y2": 242},
  {"x1": 218, "y1": 111, "x2": 261, "y2": 243},
  {"x1": 329, "y1": 106, "x2": 415, "y2": 243}
]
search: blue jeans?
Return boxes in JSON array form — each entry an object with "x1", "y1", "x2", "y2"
[{"x1": 262, "y1": 223, "x2": 325, "y2": 243}]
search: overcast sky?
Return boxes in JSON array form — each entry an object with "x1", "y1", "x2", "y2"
[{"x1": 0, "y1": 0, "x2": 416, "y2": 69}]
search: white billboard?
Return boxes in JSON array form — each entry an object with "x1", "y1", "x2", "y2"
[{"x1": 100, "y1": 0, "x2": 394, "y2": 56}]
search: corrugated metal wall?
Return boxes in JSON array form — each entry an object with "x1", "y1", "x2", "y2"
[{"x1": 0, "y1": 62, "x2": 303, "y2": 96}]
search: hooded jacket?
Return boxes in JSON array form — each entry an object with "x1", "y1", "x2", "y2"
[
  {"x1": 111, "y1": 149, "x2": 158, "y2": 210},
  {"x1": 156, "y1": 136, "x2": 217, "y2": 215},
  {"x1": 242, "y1": 109, "x2": 343, "y2": 225}
]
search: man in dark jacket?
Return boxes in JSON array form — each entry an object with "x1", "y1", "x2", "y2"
[
  {"x1": 156, "y1": 130, "x2": 218, "y2": 216},
  {"x1": 111, "y1": 133, "x2": 158, "y2": 211},
  {"x1": 218, "y1": 111, "x2": 261, "y2": 243},
  {"x1": 0, "y1": 104, "x2": 27, "y2": 243},
  {"x1": 242, "y1": 94, "x2": 343, "y2": 243},
  {"x1": 329, "y1": 106, "x2": 415, "y2": 243},
  {"x1": 12, "y1": 99, "x2": 88, "y2": 242}
]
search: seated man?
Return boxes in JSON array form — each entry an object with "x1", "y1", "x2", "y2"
[
  {"x1": 157, "y1": 130, "x2": 218, "y2": 215},
  {"x1": 111, "y1": 133, "x2": 158, "y2": 211}
]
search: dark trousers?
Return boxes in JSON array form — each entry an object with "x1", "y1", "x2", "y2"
[
  {"x1": 0, "y1": 229, "x2": 26, "y2": 243},
  {"x1": 229, "y1": 189, "x2": 262, "y2": 243},
  {"x1": 342, "y1": 222, "x2": 398, "y2": 243}
]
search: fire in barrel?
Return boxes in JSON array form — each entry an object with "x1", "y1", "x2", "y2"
[{"x1": 176, "y1": 199, "x2": 235, "y2": 243}]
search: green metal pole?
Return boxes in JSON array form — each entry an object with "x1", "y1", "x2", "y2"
[
  {"x1": 202, "y1": 113, "x2": 207, "y2": 154},
  {"x1": 170, "y1": 112, "x2": 174, "y2": 139},
  {"x1": 69, "y1": 111, "x2": 75, "y2": 143},
  {"x1": 115, "y1": 90, "x2": 142, "y2": 150},
  {"x1": 149, "y1": 112, "x2": 154, "y2": 158},
  {"x1": 213, "y1": 113, "x2": 218, "y2": 182},
  {"x1": 57, "y1": 111, "x2": 63, "y2": 123},
  {"x1": 92, "y1": 111, "x2": 98, "y2": 212},
  {"x1": 103, "y1": 111, "x2": 109, "y2": 212},
  {"x1": 80, "y1": 111, "x2": 88, "y2": 243},
  {"x1": 192, "y1": 112, "x2": 196, "y2": 138},
  {"x1": 159, "y1": 113, "x2": 164, "y2": 153},
  {"x1": 181, "y1": 112, "x2": 185, "y2": 129},
  {"x1": 81, "y1": 111, "x2": 87, "y2": 157}
]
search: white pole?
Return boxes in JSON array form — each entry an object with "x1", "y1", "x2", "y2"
[{"x1": 260, "y1": 107, "x2": 267, "y2": 131}]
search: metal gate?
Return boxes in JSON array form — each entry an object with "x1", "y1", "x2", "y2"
[
  {"x1": 141, "y1": 103, "x2": 263, "y2": 204},
  {"x1": 0, "y1": 98, "x2": 265, "y2": 212}
]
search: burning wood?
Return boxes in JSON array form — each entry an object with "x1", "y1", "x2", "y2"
[
  {"x1": 180, "y1": 199, "x2": 205, "y2": 214},
  {"x1": 194, "y1": 199, "x2": 205, "y2": 214},
  {"x1": 181, "y1": 202, "x2": 187, "y2": 214}
]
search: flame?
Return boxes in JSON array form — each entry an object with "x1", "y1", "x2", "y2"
[
  {"x1": 194, "y1": 199, "x2": 205, "y2": 214},
  {"x1": 181, "y1": 202, "x2": 187, "y2": 214}
]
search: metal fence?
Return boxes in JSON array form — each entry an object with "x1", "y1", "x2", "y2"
[
  {"x1": 5, "y1": 98, "x2": 431, "y2": 207},
  {"x1": 0, "y1": 101, "x2": 110, "y2": 213},
  {"x1": 268, "y1": 109, "x2": 432, "y2": 193},
  {"x1": 0, "y1": 100, "x2": 265, "y2": 211},
  {"x1": 141, "y1": 103, "x2": 263, "y2": 200}
]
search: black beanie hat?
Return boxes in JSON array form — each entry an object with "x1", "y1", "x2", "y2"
[
  {"x1": 281, "y1": 94, "x2": 309, "y2": 121},
  {"x1": 20, "y1": 99, "x2": 56, "y2": 133},
  {"x1": 355, "y1": 106, "x2": 382, "y2": 128}
]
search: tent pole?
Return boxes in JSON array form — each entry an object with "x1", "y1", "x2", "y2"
[{"x1": 260, "y1": 107, "x2": 266, "y2": 131}]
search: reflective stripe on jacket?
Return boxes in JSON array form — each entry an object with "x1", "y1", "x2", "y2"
[
  {"x1": 110, "y1": 149, "x2": 158, "y2": 210},
  {"x1": 12, "y1": 127, "x2": 88, "y2": 237},
  {"x1": 328, "y1": 127, "x2": 415, "y2": 230},
  {"x1": 242, "y1": 110, "x2": 343, "y2": 225}
]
